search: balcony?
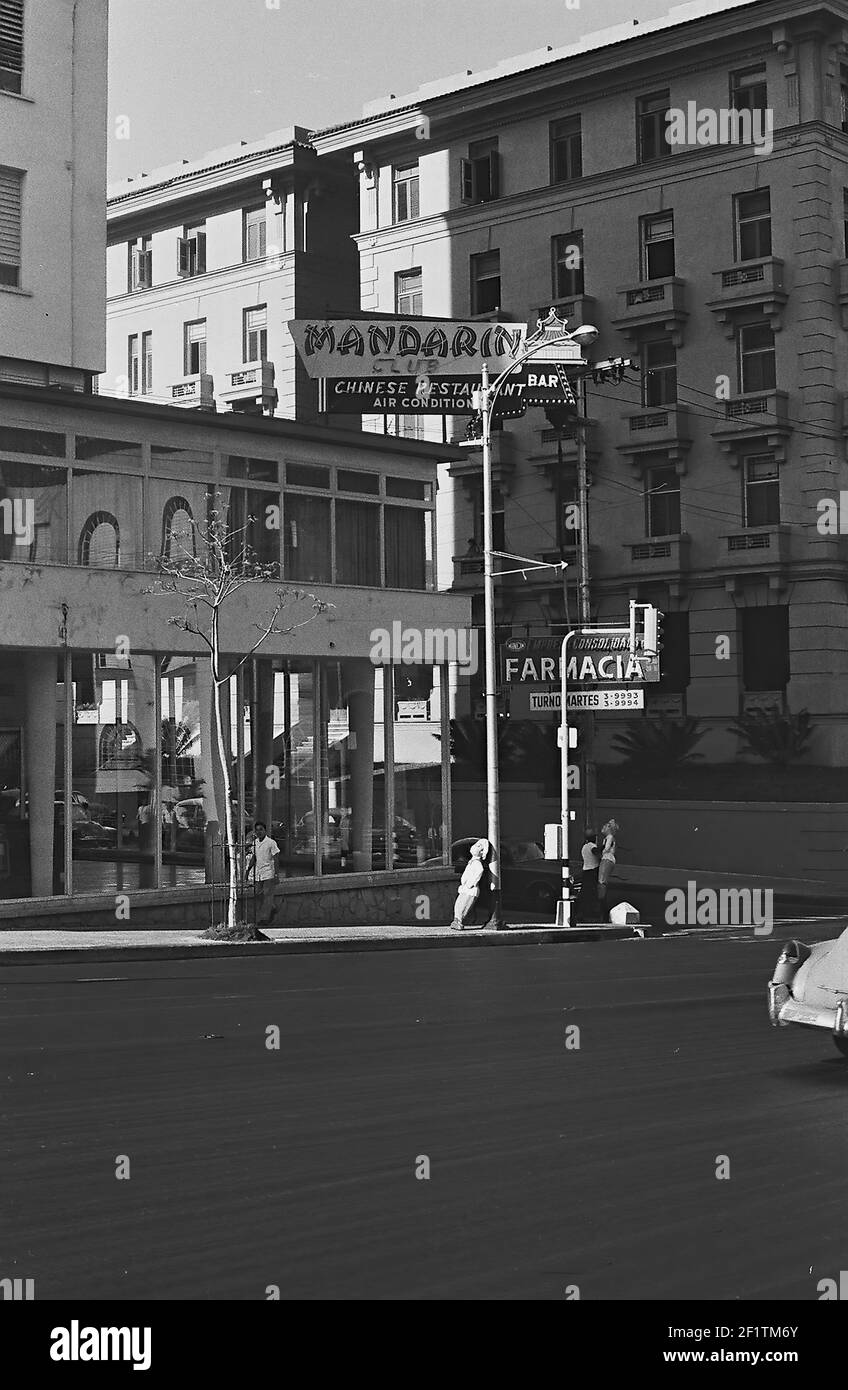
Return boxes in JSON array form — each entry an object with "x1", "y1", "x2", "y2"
[
  {"x1": 721, "y1": 526, "x2": 793, "y2": 594},
  {"x1": 611, "y1": 277, "x2": 688, "y2": 346},
  {"x1": 711, "y1": 390, "x2": 791, "y2": 457},
  {"x1": 706, "y1": 258, "x2": 787, "y2": 335},
  {"x1": 452, "y1": 551, "x2": 484, "y2": 589},
  {"x1": 170, "y1": 373, "x2": 215, "y2": 410},
  {"x1": 218, "y1": 360, "x2": 277, "y2": 413},
  {"x1": 617, "y1": 404, "x2": 692, "y2": 467},
  {"x1": 626, "y1": 533, "x2": 691, "y2": 574}
]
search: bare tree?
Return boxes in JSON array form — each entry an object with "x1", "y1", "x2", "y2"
[{"x1": 144, "y1": 501, "x2": 328, "y2": 935}]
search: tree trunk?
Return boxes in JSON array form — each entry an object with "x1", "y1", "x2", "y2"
[{"x1": 211, "y1": 610, "x2": 238, "y2": 930}]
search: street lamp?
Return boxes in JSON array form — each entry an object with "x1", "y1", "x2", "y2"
[{"x1": 476, "y1": 310, "x2": 597, "y2": 929}]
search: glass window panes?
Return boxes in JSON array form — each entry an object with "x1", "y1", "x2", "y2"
[
  {"x1": 736, "y1": 189, "x2": 771, "y2": 260},
  {"x1": 0, "y1": 426, "x2": 65, "y2": 457},
  {"x1": 385, "y1": 507, "x2": 426, "y2": 589},
  {"x1": 392, "y1": 163, "x2": 420, "y2": 223},
  {"x1": 744, "y1": 454, "x2": 779, "y2": 527},
  {"x1": 226, "y1": 455, "x2": 277, "y2": 482},
  {"x1": 637, "y1": 90, "x2": 671, "y2": 163},
  {"x1": 74, "y1": 437, "x2": 142, "y2": 465},
  {"x1": 284, "y1": 494, "x2": 331, "y2": 582},
  {"x1": 642, "y1": 212, "x2": 675, "y2": 279},
  {"x1": 386, "y1": 476, "x2": 431, "y2": 501},
  {"x1": 336, "y1": 499, "x2": 380, "y2": 585},
  {"x1": 338, "y1": 469, "x2": 379, "y2": 495},
  {"x1": 739, "y1": 322, "x2": 776, "y2": 393},
  {"x1": 0, "y1": 459, "x2": 67, "y2": 563},
  {"x1": 471, "y1": 250, "x2": 500, "y2": 315},
  {"x1": 395, "y1": 268, "x2": 422, "y2": 316},
  {"x1": 646, "y1": 465, "x2": 680, "y2": 537},
  {"x1": 642, "y1": 338, "x2": 677, "y2": 407},
  {"x1": 151, "y1": 445, "x2": 213, "y2": 475},
  {"x1": 730, "y1": 65, "x2": 768, "y2": 113},
  {"x1": 243, "y1": 304, "x2": 267, "y2": 362},
  {"x1": 550, "y1": 115, "x2": 582, "y2": 183},
  {"x1": 286, "y1": 462, "x2": 330, "y2": 489},
  {"x1": 552, "y1": 231, "x2": 584, "y2": 298},
  {"x1": 243, "y1": 206, "x2": 267, "y2": 261}
]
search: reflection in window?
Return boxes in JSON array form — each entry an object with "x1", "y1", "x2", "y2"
[
  {"x1": 385, "y1": 507, "x2": 426, "y2": 589},
  {"x1": 336, "y1": 499, "x2": 380, "y2": 586},
  {"x1": 0, "y1": 458, "x2": 67, "y2": 563},
  {"x1": 284, "y1": 494, "x2": 331, "y2": 583},
  {"x1": 79, "y1": 512, "x2": 120, "y2": 568}
]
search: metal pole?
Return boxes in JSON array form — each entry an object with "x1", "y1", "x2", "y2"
[
  {"x1": 481, "y1": 360, "x2": 503, "y2": 928},
  {"x1": 575, "y1": 374, "x2": 597, "y2": 838},
  {"x1": 557, "y1": 629, "x2": 576, "y2": 927}
]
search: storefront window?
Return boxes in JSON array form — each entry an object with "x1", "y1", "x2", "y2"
[
  {"x1": 147, "y1": 479, "x2": 208, "y2": 566},
  {"x1": 319, "y1": 661, "x2": 385, "y2": 874},
  {"x1": 391, "y1": 664, "x2": 443, "y2": 864},
  {"x1": 385, "y1": 506, "x2": 426, "y2": 589},
  {"x1": 160, "y1": 656, "x2": 210, "y2": 889},
  {"x1": 70, "y1": 652, "x2": 157, "y2": 894},
  {"x1": 73, "y1": 472, "x2": 144, "y2": 569},
  {"x1": 336, "y1": 499, "x2": 380, "y2": 586},
  {"x1": 283, "y1": 494, "x2": 331, "y2": 583}
]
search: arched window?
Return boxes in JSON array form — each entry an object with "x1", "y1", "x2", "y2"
[
  {"x1": 161, "y1": 497, "x2": 196, "y2": 561},
  {"x1": 98, "y1": 722, "x2": 142, "y2": 770},
  {"x1": 79, "y1": 512, "x2": 120, "y2": 568}
]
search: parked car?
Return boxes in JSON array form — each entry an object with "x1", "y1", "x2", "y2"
[{"x1": 768, "y1": 931, "x2": 848, "y2": 1057}]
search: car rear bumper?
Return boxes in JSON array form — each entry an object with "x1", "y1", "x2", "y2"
[{"x1": 768, "y1": 982, "x2": 848, "y2": 1037}]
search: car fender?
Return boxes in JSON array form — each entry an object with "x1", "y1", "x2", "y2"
[{"x1": 793, "y1": 933, "x2": 848, "y2": 1008}]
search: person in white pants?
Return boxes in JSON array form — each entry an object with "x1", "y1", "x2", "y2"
[{"x1": 450, "y1": 838, "x2": 491, "y2": 930}]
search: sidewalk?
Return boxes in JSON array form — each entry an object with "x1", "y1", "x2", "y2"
[{"x1": 0, "y1": 920, "x2": 649, "y2": 964}]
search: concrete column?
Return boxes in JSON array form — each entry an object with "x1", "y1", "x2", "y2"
[
  {"x1": 345, "y1": 661, "x2": 375, "y2": 873},
  {"x1": 196, "y1": 660, "x2": 226, "y2": 886},
  {"x1": 255, "y1": 659, "x2": 275, "y2": 833},
  {"x1": 24, "y1": 652, "x2": 57, "y2": 897}
]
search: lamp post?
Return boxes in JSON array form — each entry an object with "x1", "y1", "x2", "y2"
[{"x1": 477, "y1": 310, "x2": 597, "y2": 929}]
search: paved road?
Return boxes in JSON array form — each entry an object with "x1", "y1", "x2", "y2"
[{"x1": 3, "y1": 927, "x2": 848, "y2": 1300}]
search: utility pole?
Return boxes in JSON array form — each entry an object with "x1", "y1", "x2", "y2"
[{"x1": 575, "y1": 374, "x2": 596, "y2": 837}]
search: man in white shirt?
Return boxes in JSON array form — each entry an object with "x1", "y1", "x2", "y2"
[{"x1": 245, "y1": 821, "x2": 280, "y2": 925}]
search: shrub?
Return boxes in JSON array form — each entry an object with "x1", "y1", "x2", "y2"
[
  {"x1": 728, "y1": 708, "x2": 814, "y2": 766},
  {"x1": 611, "y1": 715, "x2": 706, "y2": 771}
]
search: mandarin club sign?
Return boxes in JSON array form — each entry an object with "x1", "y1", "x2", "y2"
[{"x1": 289, "y1": 317, "x2": 530, "y2": 378}]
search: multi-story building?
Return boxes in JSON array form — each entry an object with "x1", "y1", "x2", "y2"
[
  {"x1": 103, "y1": 129, "x2": 358, "y2": 420},
  {"x1": 314, "y1": 0, "x2": 848, "y2": 777},
  {"x1": 0, "y1": 0, "x2": 467, "y2": 924},
  {"x1": 0, "y1": 0, "x2": 108, "y2": 390}
]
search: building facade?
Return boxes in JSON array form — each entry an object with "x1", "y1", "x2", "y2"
[
  {"x1": 314, "y1": 0, "x2": 848, "y2": 770},
  {"x1": 0, "y1": 385, "x2": 467, "y2": 919},
  {"x1": 0, "y1": 0, "x2": 108, "y2": 390},
  {"x1": 103, "y1": 130, "x2": 358, "y2": 420}
]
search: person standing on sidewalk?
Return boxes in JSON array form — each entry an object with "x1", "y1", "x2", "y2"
[
  {"x1": 450, "y1": 838, "x2": 490, "y2": 930},
  {"x1": 574, "y1": 828, "x2": 600, "y2": 923},
  {"x1": 597, "y1": 819, "x2": 619, "y2": 906},
  {"x1": 245, "y1": 822, "x2": 280, "y2": 926}
]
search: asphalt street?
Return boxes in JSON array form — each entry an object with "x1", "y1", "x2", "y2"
[{"x1": 3, "y1": 924, "x2": 848, "y2": 1301}]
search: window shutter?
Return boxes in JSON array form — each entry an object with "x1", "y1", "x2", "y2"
[
  {"x1": 186, "y1": 321, "x2": 205, "y2": 343},
  {"x1": 0, "y1": 1, "x2": 24, "y2": 86},
  {"x1": 460, "y1": 158, "x2": 473, "y2": 202},
  {"x1": 0, "y1": 166, "x2": 22, "y2": 270},
  {"x1": 488, "y1": 151, "x2": 500, "y2": 200},
  {"x1": 196, "y1": 230, "x2": 207, "y2": 273},
  {"x1": 177, "y1": 236, "x2": 189, "y2": 276}
]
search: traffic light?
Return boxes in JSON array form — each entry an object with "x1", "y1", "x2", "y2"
[{"x1": 642, "y1": 605, "x2": 664, "y2": 658}]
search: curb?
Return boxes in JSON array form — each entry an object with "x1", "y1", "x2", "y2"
[{"x1": 0, "y1": 922, "x2": 650, "y2": 965}]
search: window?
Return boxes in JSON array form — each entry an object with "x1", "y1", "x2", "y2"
[
  {"x1": 0, "y1": 165, "x2": 22, "y2": 287},
  {"x1": 178, "y1": 222, "x2": 206, "y2": 277},
  {"x1": 128, "y1": 236, "x2": 152, "y2": 291},
  {"x1": 460, "y1": 137, "x2": 500, "y2": 203},
  {"x1": 730, "y1": 64, "x2": 768, "y2": 114},
  {"x1": 841, "y1": 65, "x2": 848, "y2": 133},
  {"x1": 844, "y1": 189, "x2": 848, "y2": 257},
  {"x1": 183, "y1": 320, "x2": 207, "y2": 376},
  {"x1": 735, "y1": 190, "x2": 771, "y2": 260},
  {"x1": 336, "y1": 499, "x2": 380, "y2": 585},
  {"x1": 128, "y1": 336, "x2": 139, "y2": 397},
  {"x1": 552, "y1": 231, "x2": 584, "y2": 298},
  {"x1": 741, "y1": 606, "x2": 789, "y2": 692},
  {"x1": 243, "y1": 304, "x2": 267, "y2": 362},
  {"x1": 646, "y1": 465, "x2": 680, "y2": 537},
  {"x1": 395, "y1": 268, "x2": 422, "y2": 316},
  {"x1": 642, "y1": 338, "x2": 677, "y2": 407},
  {"x1": 338, "y1": 469, "x2": 379, "y2": 494},
  {"x1": 0, "y1": 1, "x2": 23, "y2": 94},
  {"x1": 471, "y1": 250, "x2": 501, "y2": 315},
  {"x1": 142, "y1": 331, "x2": 153, "y2": 395},
  {"x1": 287, "y1": 462, "x2": 329, "y2": 489},
  {"x1": 396, "y1": 415, "x2": 424, "y2": 440},
  {"x1": 284, "y1": 494, "x2": 331, "y2": 583},
  {"x1": 79, "y1": 512, "x2": 120, "y2": 568},
  {"x1": 641, "y1": 212, "x2": 675, "y2": 279},
  {"x1": 738, "y1": 322, "x2": 776, "y2": 393},
  {"x1": 637, "y1": 91, "x2": 671, "y2": 163},
  {"x1": 243, "y1": 206, "x2": 266, "y2": 262},
  {"x1": 550, "y1": 115, "x2": 582, "y2": 184},
  {"x1": 385, "y1": 507, "x2": 426, "y2": 588},
  {"x1": 743, "y1": 454, "x2": 779, "y2": 527},
  {"x1": 392, "y1": 163, "x2": 420, "y2": 223},
  {"x1": 161, "y1": 497, "x2": 195, "y2": 561}
]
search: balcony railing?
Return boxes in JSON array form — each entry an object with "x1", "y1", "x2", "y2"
[
  {"x1": 616, "y1": 404, "x2": 691, "y2": 465},
  {"x1": 611, "y1": 277, "x2": 688, "y2": 345},
  {"x1": 722, "y1": 525, "x2": 792, "y2": 565},
  {"x1": 711, "y1": 391, "x2": 791, "y2": 454},
  {"x1": 170, "y1": 373, "x2": 215, "y2": 410},
  {"x1": 627, "y1": 534, "x2": 691, "y2": 571},
  {"x1": 218, "y1": 360, "x2": 277, "y2": 411},
  {"x1": 707, "y1": 257, "x2": 787, "y2": 334}
]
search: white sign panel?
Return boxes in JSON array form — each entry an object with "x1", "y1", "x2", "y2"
[
  {"x1": 527, "y1": 688, "x2": 645, "y2": 713},
  {"x1": 289, "y1": 318, "x2": 528, "y2": 378}
]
